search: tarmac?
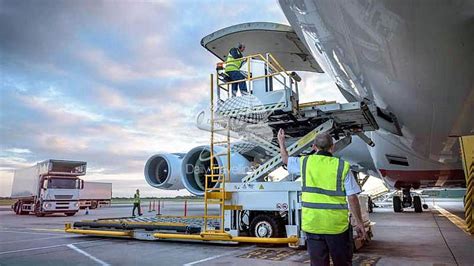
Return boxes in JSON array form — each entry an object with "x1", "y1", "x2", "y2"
[{"x1": 0, "y1": 199, "x2": 473, "y2": 266}]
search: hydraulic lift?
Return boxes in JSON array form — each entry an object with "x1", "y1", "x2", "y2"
[{"x1": 66, "y1": 53, "x2": 378, "y2": 248}]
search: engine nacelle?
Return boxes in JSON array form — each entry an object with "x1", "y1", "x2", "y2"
[
  {"x1": 144, "y1": 153, "x2": 186, "y2": 190},
  {"x1": 181, "y1": 145, "x2": 251, "y2": 196}
]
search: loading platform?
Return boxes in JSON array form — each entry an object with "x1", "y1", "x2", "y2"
[{"x1": 66, "y1": 52, "x2": 377, "y2": 247}]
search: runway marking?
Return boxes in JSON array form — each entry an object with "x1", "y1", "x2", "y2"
[
  {"x1": 67, "y1": 244, "x2": 110, "y2": 266},
  {"x1": 30, "y1": 228, "x2": 65, "y2": 233},
  {"x1": 433, "y1": 205, "x2": 469, "y2": 234},
  {"x1": 0, "y1": 235, "x2": 76, "y2": 244},
  {"x1": 0, "y1": 230, "x2": 64, "y2": 236},
  {"x1": 183, "y1": 246, "x2": 254, "y2": 266},
  {"x1": 0, "y1": 239, "x2": 103, "y2": 255}
]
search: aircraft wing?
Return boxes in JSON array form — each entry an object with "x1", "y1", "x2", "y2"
[{"x1": 201, "y1": 22, "x2": 323, "y2": 73}]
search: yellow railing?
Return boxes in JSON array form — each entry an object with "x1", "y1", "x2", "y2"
[
  {"x1": 216, "y1": 53, "x2": 295, "y2": 99},
  {"x1": 204, "y1": 73, "x2": 231, "y2": 233}
]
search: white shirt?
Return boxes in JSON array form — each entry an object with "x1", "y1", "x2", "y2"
[{"x1": 287, "y1": 156, "x2": 361, "y2": 196}]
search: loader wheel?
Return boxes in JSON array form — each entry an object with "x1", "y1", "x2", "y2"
[
  {"x1": 250, "y1": 214, "x2": 285, "y2": 238},
  {"x1": 393, "y1": 196, "x2": 403, "y2": 212},
  {"x1": 413, "y1": 196, "x2": 422, "y2": 213}
]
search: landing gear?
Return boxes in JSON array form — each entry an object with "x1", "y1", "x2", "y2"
[
  {"x1": 393, "y1": 196, "x2": 403, "y2": 212},
  {"x1": 413, "y1": 196, "x2": 422, "y2": 213},
  {"x1": 402, "y1": 188, "x2": 412, "y2": 208},
  {"x1": 393, "y1": 187, "x2": 423, "y2": 213}
]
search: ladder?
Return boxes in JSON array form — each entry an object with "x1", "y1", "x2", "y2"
[
  {"x1": 204, "y1": 73, "x2": 231, "y2": 233},
  {"x1": 242, "y1": 119, "x2": 335, "y2": 183}
]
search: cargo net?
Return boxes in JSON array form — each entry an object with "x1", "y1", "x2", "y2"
[{"x1": 215, "y1": 94, "x2": 282, "y2": 156}]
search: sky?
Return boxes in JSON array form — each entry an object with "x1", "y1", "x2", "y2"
[{"x1": 0, "y1": 0, "x2": 345, "y2": 197}]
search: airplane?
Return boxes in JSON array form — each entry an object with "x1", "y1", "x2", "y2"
[{"x1": 144, "y1": 0, "x2": 473, "y2": 213}]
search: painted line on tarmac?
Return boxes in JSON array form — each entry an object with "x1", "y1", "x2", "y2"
[
  {"x1": 0, "y1": 235, "x2": 77, "y2": 244},
  {"x1": 183, "y1": 246, "x2": 254, "y2": 266},
  {"x1": 433, "y1": 205, "x2": 469, "y2": 234},
  {"x1": 30, "y1": 228, "x2": 65, "y2": 233},
  {"x1": 0, "y1": 239, "x2": 103, "y2": 255},
  {"x1": 67, "y1": 244, "x2": 110, "y2": 266},
  {"x1": 0, "y1": 230, "x2": 64, "y2": 236}
]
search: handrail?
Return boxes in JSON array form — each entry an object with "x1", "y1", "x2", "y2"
[{"x1": 217, "y1": 53, "x2": 296, "y2": 94}]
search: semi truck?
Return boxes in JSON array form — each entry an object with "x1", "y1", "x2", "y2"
[
  {"x1": 79, "y1": 182, "x2": 112, "y2": 209},
  {"x1": 11, "y1": 159, "x2": 86, "y2": 217}
]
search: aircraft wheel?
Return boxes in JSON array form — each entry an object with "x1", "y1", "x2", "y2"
[
  {"x1": 393, "y1": 196, "x2": 403, "y2": 212},
  {"x1": 413, "y1": 196, "x2": 422, "y2": 213}
]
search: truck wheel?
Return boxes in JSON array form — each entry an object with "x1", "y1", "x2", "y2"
[
  {"x1": 19, "y1": 203, "x2": 28, "y2": 215},
  {"x1": 250, "y1": 214, "x2": 285, "y2": 238},
  {"x1": 35, "y1": 202, "x2": 45, "y2": 217},
  {"x1": 393, "y1": 196, "x2": 403, "y2": 212},
  {"x1": 413, "y1": 196, "x2": 422, "y2": 213},
  {"x1": 91, "y1": 201, "x2": 98, "y2": 209},
  {"x1": 65, "y1": 212, "x2": 76, "y2": 216}
]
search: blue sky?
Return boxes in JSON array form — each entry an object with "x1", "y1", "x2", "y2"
[{"x1": 0, "y1": 0, "x2": 344, "y2": 197}]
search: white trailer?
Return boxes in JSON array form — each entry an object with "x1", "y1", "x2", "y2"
[
  {"x1": 11, "y1": 160, "x2": 86, "y2": 217},
  {"x1": 79, "y1": 182, "x2": 112, "y2": 209}
]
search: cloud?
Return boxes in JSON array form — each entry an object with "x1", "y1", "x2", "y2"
[
  {"x1": 0, "y1": 0, "x2": 343, "y2": 198},
  {"x1": 4, "y1": 148, "x2": 31, "y2": 154}
]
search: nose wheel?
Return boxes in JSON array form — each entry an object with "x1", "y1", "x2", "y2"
[{"x1": 393, "y1": 188, "x2": 424, "y2": 213}]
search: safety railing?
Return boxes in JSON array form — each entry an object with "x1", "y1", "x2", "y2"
[{"x1": 215, "y1": 53, "x2": 299, "y2": 102}]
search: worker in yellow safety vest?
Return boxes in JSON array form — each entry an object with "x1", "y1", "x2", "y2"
[
  {"x1": 132, "y1": 189, "x2": 142, "y2": 216},
  {"x1": 224, "y1": 43, "x2": 248, "y2": 96},
  {"x1": 278, "y1": 129, "x2": 367, "y2": 266}
]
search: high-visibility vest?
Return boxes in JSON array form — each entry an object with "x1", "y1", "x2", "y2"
[
  {"x1": 224, "y1": 48, "x2": 243, "y2": 73},
  {"x1": 134, "y1": 193, "x2": 140, "y2": 204},
  {"x1": 300, "y1": 154, "x2": 351, "y2": 234}
]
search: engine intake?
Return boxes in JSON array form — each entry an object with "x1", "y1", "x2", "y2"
[
  {"x1": 181, "y1": 145, "x2": 251, "y2": 196},
  {"x1": 144, "y1": 153, "x2": 185, "y2": 190}
]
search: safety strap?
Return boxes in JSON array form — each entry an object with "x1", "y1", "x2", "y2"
[{"x1": 301, "y1": 156, "x2": 345, "y2": 196}]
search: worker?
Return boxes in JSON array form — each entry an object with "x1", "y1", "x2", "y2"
[
  {"x1": 132, "y1": 189, "x2": 142, "y2": 216},
  {"x1": 277, "y1": 129, "x2": 367, "y2": 266},
  {"x1": 224, "y1": 43, "x2": 248, "y2": 96}
]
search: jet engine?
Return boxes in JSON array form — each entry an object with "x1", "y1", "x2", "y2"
[
  {"x1": 181, "y1": 145, "x2": 251, "y2": 196},
  {"x1": 144, "y1": 153, "x2": 186, "y2": 190}
]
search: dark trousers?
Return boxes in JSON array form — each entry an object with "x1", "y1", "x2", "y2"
[
  {"x1": 306, "y1": 228, "x2": 353, "y2": 266},
  {"x1": 227, "y1": 71, "x2": 248, "y2": 96},
  {"x1": 132, "y1": 203, "x2": 142, "y2": 216}
]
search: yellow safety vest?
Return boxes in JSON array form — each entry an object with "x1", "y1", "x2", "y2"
[
  {"x1": 224, "y1": 49, "x2": 243, "y2": 73},
  {"x1": 134, "y1": 193, "x2": 140, "y2": 204},
  {"x1": 300, "y1": 154, "x2": 351, "y2": 234}
]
